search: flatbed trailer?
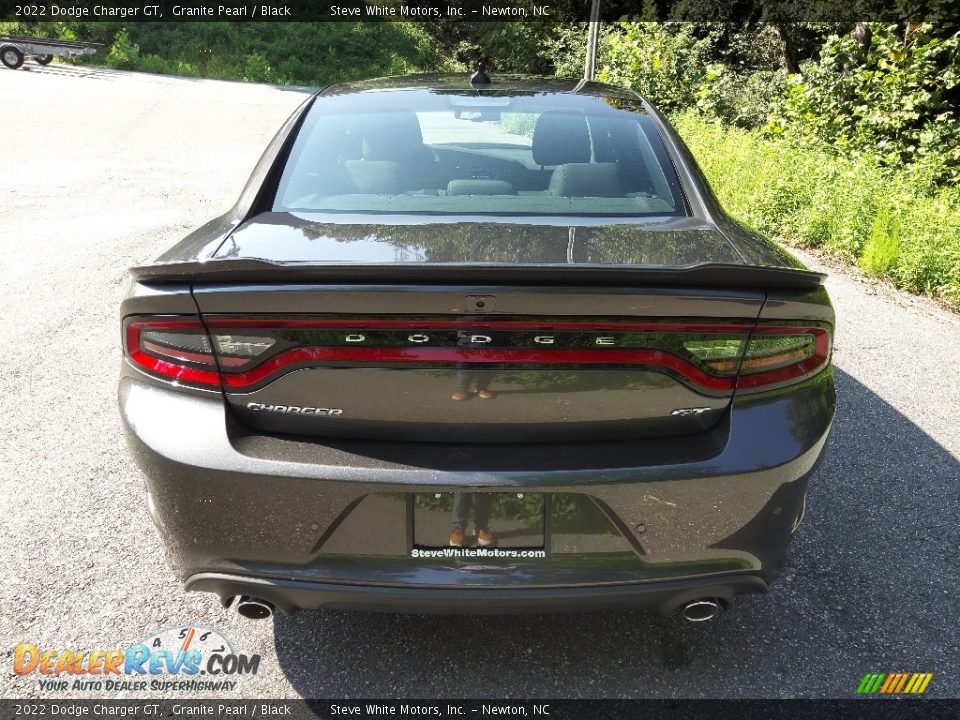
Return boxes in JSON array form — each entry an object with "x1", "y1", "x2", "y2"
[{"x1": 1, "y1": 35, "x2": 103, "y2": 70}]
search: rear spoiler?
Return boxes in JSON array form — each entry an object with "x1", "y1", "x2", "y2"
[{"x1": 129, "y1": 259, "x2": 826, "y2": 289}]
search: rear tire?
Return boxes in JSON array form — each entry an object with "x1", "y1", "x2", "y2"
[
  {"x1": 1, "y1": 46, "x2": 24, "y2": 70},
  {"x1": 35, "y1": 54, "x2": 53, "y2": 66}
]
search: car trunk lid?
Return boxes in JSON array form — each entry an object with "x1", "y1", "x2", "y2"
[{"x1": 186, "y1": 285, "x2": 762, "y2": 442}]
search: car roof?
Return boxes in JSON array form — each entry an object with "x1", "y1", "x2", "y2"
[{"x1": 319, "y1": 73, "x2": 648, "y2": 106}]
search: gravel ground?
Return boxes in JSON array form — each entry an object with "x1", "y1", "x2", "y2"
[{"x1": 1, "y1": 64, "x2": 958, "y2": 700}]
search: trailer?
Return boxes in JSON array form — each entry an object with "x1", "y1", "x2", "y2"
[{"x1": 0, "y1": 36, "x2": 103, "y2": 70}]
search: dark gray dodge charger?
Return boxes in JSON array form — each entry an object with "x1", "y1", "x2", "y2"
[{"x1": 119, "y1": 75, "x2": 835, "y2": 622}]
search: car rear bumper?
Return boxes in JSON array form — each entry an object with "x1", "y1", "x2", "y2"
[
  {"x1": 119, "y1": 366, "x2": 834, "y2": 613},
  {"x1": 187, "y1": 572, "x2": 768, "y2": 616}
]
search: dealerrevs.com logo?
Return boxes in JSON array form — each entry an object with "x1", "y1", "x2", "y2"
[{"x1": 13, "y1": 626, "x2": 261, "y2": 692}]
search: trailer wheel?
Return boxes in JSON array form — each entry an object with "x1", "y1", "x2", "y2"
[
  {"x1": 35, "y1": 54, "x2": 54, "y2": 65},
  {"x1": 1, "y1": 46, "x2": 24, "y2": 70}
]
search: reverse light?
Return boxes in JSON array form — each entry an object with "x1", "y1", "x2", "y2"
[
  {"x1": 681, "y1": 338, "x2": 746, "y2": 375},
  {"x1": 214, "y1": 335, "x2": 276, "y2": 356}
]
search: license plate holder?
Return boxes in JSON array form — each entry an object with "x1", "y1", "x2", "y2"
[{"x1": 412, "y1": 492, "x2": 545, "y2": 550}]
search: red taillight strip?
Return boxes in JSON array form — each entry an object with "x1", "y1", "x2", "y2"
[
  {"x1": 736, "y1": 327, "x2": 831, "y2": 390},
  {"x1": 205, "y1": 318, "x2": 757, "y2": 334},
  {"x1": 128, "y1": 350, "x2": 223, "y2": 386},
  {"x1": 221, "y1": 346, "x2": 735, "y2": 391},
  {"x1": 125, "y1": 320, "x2": 221, "y2": 388}
]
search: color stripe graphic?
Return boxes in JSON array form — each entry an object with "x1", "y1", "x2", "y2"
[{"x1": 857, "y1": 673, "x2": 933, "y2": 694}]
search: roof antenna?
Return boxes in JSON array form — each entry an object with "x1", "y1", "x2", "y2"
[{"x1": 470, "y1": 62, "x2": 491, "y2": 87}]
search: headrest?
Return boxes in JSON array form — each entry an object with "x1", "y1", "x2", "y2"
[
  {"x1": 548, "y1": 163, "x2": 621, "y2": 197},
  {"x1": 447, "y1": 180, "x2": 515, "y2": 196},
  {"x1": 532, "y1": 112, "x2": 591, "y2": 166},
  {"x1": 345, "y1": 160, "x2": 402, "y2": 194},
  {"x1": 359, "y1": 111, "x2": 426, "y2": 163}
]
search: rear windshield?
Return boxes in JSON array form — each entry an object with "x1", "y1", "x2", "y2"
[{"x1": 274, "y1": 95, "x2": 686, "y2": 217}]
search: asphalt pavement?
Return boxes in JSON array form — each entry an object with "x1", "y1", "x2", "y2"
[{"x1": 1, "y1": 63, "x2": 958, "y2": 700}]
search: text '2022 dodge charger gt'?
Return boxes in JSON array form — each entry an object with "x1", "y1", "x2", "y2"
[{"x1": 119, "y1": 75, "x2": 835, "y2": 622}]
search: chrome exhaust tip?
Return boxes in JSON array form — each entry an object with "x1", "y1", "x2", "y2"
[
  {"x1": 680, "y1": 598, "x2": 723, "y2": 623},
  {"x1": 235, "y1": 595, "x2": 274, "y2": 620}
]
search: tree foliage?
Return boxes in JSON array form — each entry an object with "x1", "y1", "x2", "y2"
[
  {"x1": 768, "y1": 23, "x2": 960, "y2": 183},
  {"x1": 0, "y1": 20, "x2": 448, "y2": 86}
]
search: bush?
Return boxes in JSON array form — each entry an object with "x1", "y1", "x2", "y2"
[
  {"x1": 860, "y1": 209, "x2": 901, "y2": 277},
  {"x1": 696, "y1": 66, "x2": 787, "y2": 128},
  {"x1": 137, "y1": 53, "x2": 171, "y2": 75},
  {"x1": 276, "y1": 56, "x2": 306, "y2": 84},
  {"x1": 172, "y1": 59, "x2": 199, "y2": 78},
  {"x1": 599, "y1": 22, "x2": 714, "y2": 112},
  {"x1": 599, "y1": 22, "x2": 789, "y2": 130},
  {"x1": 242, "y1": 52, "x2": 273, "y2": 83},
  {"x1": 537, "y1": 23, "x2": 589, "y2": 77},
  {"x1": 673, "y1": 111, "x2": 960, "y2": 307},
  {"x1": 767, "y1": 23, "x2": 960, "y2": 185},
  {"x1": 106, "y1": 29, "x2": 140, "y2": 70}
]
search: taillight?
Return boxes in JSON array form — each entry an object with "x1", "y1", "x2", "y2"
[
  {"x1": 124, "y1": 319, "x2": 221, "y2": 387},
  {"x1": 124, "y1": 318, "x2": 278, "y2": 388},
  {"x1": 736, "y1": 327, "x2": 831, "y2": 391},
  {"x1": 124, "y1": 316, "x2": 830, "y2": 394}
]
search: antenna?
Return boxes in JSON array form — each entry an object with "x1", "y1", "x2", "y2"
[{"x1": 470, "y1": 62, "x2": 491, "y2": 86}]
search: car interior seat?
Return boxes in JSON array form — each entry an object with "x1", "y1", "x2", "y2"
[{"x1": 532, "y1": 111, "x2": 622, "y2": 197}]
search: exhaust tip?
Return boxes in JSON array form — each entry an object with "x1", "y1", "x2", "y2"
[
  {"x1": 235, "y1": 595, "x2": 274, "y2": 620},
  {"x1": 680, "y1": 598, "x2": 723, "y2": 623}
]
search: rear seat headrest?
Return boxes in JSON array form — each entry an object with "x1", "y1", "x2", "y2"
[
  {"x1": 359, "y1": 111, "x2": 427, "y2": 164},
  {"x1": 532, "y1": 112, "x2": 591, "y2": 166},
  {"x1": 549, "y1": 163, "x2": 621, "y2": 198},
  {"x1": 345, "y1": 160, "x2": 402, "y2": 194},
  {"x1": 447, "y1": 179, "x2": 515, "y2": 196}
]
